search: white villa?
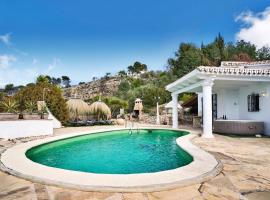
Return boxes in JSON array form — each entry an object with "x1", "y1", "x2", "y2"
[{"x1": 166, "y1": 61, "x2": 270, "y2": 138}]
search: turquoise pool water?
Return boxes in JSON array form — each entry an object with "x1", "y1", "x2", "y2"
[{"x1": 26, "y1": 129, "x2": 193, "y2": 174}]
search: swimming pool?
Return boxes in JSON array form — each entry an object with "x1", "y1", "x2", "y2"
[{"x1": 26, "y1": 129, "x2": 193, "y2": 174}]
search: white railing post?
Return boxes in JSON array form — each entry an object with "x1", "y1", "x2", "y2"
[{"x1": 172, "y1": 93, "x2": 178, "y2": 129}]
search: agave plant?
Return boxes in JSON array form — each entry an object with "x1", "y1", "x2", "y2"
[
  {"x1": 39, "y1": 105, "x2": 48, "y2": 119},
  {"x1": 25, "y1": 101, "x2": 37, "y2": 114},
  {"x1": 1, "y1": 100, "x2": 19, "y2": 113}
]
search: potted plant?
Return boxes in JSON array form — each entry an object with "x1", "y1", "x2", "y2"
[
  {"x1": 23, "y1": 101, "x2": 40, "y2": 120},
  {"x1": 0, "y1": 99, "x2": 19, "y2": 120},
  {"x1": 39, "y1": 105, "x2": 49, "y2": 119}
]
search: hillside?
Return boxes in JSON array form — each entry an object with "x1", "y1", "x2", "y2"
[{"x1": 63, "y1": 77, "x2": 122, "y2": 100}]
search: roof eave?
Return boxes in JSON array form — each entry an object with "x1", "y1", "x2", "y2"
[{"x1": 165, "y1": 68, "x2": 202, "y2": 92}]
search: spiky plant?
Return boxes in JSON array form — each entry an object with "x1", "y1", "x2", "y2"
[
  {"x1": 1, "y1": 100, "x2": 19, "y2": 113},
  {"x1": 25, "y1": 101, "x2": 37, "y2": 114}
]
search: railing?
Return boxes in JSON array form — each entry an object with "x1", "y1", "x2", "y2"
[{"x1": 125, "y1": 120, "x2": 140, "y2": 134}]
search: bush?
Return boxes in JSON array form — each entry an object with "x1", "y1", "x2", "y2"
[{"x1": 14, "y1": 82, "x2": 69, "y2": 123}]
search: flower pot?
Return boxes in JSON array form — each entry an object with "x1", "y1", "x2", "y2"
[
  {"x1": 23, "y1": 113, "x2": 41, "y2": 120},
  {"x1": 0, "y1": 113, "x2": 19, "y2": 120},
  {"x1": 40, "y1": 113, "x2": 49, "y2": 119}
]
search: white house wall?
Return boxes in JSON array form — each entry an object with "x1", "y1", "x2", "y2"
[
  {"x1": 0, "y1": 120, "x2": 53, "y2": 139},
  {"x1": 238, "y1": 84, "x2": 270, "y2": 135},
  {"x1": 216, "y1": 89, "x2": 240, "y2": 120}
]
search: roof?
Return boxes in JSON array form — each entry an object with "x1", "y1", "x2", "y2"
[
  {"x1": 89, "y1": 100, "x2": 111, "y2": 115},
  {"x1": 220, "y1": 60, "x2": 270, "y2": 68},
  {"x1": 66, "y1": 98, "x2": 90, "y2": 115},
  {"x1": 197, "y1": 66, "x2": 270, "y2": 76},
  {"x1": 166, "y1": 60, "x2": 270, "y2": 93}
]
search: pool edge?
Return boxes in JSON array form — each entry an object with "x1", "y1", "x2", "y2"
[{"x1": 0, "y1": 127, "x2": 222, "y2": 192}]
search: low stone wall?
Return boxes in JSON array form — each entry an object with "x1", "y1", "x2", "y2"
[
  {"x1": 0, "y1": 120, "x2": 53, "y2": 139},
  {"x1": 140, "y1": 114, "x2": 168, "y2": 125}
]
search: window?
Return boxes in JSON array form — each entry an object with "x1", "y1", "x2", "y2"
[{"x1": 248, "y1": 94, "x2": 260, "y2": 112}]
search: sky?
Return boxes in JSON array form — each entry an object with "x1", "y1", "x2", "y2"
[{"x1": 0, "y1": 0, "x2": 270, "y2": 87}]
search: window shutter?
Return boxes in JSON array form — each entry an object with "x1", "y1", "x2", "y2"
[{"x1": 247, "y1": 94, "x2": 260, "y2": 112}]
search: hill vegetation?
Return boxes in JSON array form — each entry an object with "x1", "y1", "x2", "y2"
[{"x1": 1, "y1": 34, "x2": 270, "y2": 118}]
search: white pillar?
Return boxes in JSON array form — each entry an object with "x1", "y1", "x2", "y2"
[
  {"x1": 202, "y1": 80, "x2": 214, "y2": 138},
  {"x1": 197, "y1": 92, "x2": 203, "y2": 117},
  {"x1": 156, "y1": 101, "x2": 160, "y2": 125},
  {"x1": 172, "y1": 93, "x2": 178, "y2": 129}
]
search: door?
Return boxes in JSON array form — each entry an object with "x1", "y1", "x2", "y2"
[
  {"x1": 212, "y1": 94, "x2": 217, "y2": 121},
  {"x1": 201, "y1": 94, "x2": 217, "y2": 125}
]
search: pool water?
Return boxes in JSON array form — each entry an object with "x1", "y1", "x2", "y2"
[{"x1": 26, "y1": 129, "x2": 193, "y2": 174}]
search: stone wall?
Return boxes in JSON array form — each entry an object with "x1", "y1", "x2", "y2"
[{"x1": 140, "y1": 113, "x2": 168, "y2": 125}]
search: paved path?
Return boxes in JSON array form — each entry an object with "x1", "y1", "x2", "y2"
[{"x1": 0, "y1": 126, "x2": 270, "y2": 200}]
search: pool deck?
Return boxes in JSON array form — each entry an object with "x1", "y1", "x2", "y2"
[{"x1": 0, "y1": 124, "x2": 270, "y2": 200}]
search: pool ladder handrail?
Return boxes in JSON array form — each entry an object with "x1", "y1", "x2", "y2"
[{"x1": 127, "y1": 121, "x2": 139, "y2": 134}]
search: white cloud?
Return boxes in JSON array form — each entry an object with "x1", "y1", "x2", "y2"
[
  {"x1": 0, "y1": 33, "x2": 11, "y2": 45},
  {"x1": 0, "y1": 67, "x2": 38, "y2": 87},
  {"x1": 0, "y1": 54, "x2": 17, "y2": 69},
  {"x1": 45, "y1": 58, "x2": 60, "y2": 74},
  {"x1": 236, "y1": 7, "x2": 270, "y2": 48},
  {"x1": 32, "y1": 58, "x2": 38, "y2": 65},
  {"x1": 0, "y1": 55, "x2": 63, "y2": 87}
]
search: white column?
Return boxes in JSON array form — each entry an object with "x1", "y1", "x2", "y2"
[
  {"x1": 156, "y1": 101, "x2": 160, "y2": 125},
  {"x1": 197, "y1": 92, "x2": 203, "y2": 117},
  {"x1": 202, "y1": 80, "x2": 214, "y2": 138},
  {"x1": 172, "y1": 93, "x2": 178, "y2": 129}
]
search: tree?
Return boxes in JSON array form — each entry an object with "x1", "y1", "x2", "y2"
[
  {"x1": 51, "y1": 77, "x2": 62, "y2": 85},
  {"x1": 0, "y1": 92, "x2": 5, "y2": 101},
  {"x1": 234, "y1": 40, "x2": 256, "y2": 61},
  {"x1": 127, "y1": 65, "x2": 135, "y2": 75},
  {"x1": 4, "y1": 84, "x2": 14, "y2": 92},
  {"x1": 202, "y1": 43, "x2": 222, "y2": 66},
  {"x1": 45, "y1": 75, "x2": 52, "y2": 83},
  {"x1": 133, "y1": 61, "x2": 147, "y2": 73},
  {"x1": 214, "y1": 33, "x2": 225, "y2": 63},
  {"x1": 117, "y1": 80, "x2": 130, "y2": 99},
  {"x1": 103, "y1": 96, "x2": 128, "y2": 117},
  {"x1": 104, "y1": 72, "x2": 111, "y2": 80},
  {"x1": 14, "y1": 81, "x2": 69, "y2": 123},
  {"x1": 62, "y1": 76, "x2": 71, "y2": 88},
  {"x1": 118, "y1": 70, "x2": 127, "y2": 77},
  {"x1": 257, "y1": 46, "x2": 270, "y2": 60},
  {"x1": 168, "y1": 43, "x2": 202, "y2": 77},
  {"x1": 36, "y1": 75, "x2": 49, "y2": 84},
  {"x1": 79, "y1": 82, "x2": 85, "y2": 85},
  {"x1": 26, "y1": 83, "x2": 35, "y2": 87},
  {"x1": 232, "y1": 53, "x2": 253, "y2": 62},
  {"x1": 127, "y1": 62, "x2": 148, "y2": 74}
]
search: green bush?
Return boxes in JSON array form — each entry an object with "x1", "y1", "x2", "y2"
[{"x1": 14, "y1": 82, "x2": 69, "y2": 123}]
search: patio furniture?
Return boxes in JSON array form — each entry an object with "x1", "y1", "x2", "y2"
[{"x1": 213, "y1": 120, "x2": 264, "y2": 135}]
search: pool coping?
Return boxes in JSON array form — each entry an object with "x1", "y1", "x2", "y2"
[{"x1": 0, "y1": 127, "x2": 222, "y2": 192}]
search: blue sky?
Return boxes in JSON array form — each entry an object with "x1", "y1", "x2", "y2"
[{"x1": 0, "y1": 0, "x2": 270, "y2": 86}]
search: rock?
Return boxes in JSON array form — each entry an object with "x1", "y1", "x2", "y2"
[
  {"x1": 244, "y1": 191, "x2": 270, "y2": 200},
  {"x1": 116, "y1": 118, "x2": 125, "y2": 125},
  {"x1": 147, "y1": 184, "x2": 201, "y2": 200},
  {"x1": 63, "y1": 77, "x2": 121, "y2": 100},
  {"x1": 0, "y1": 171, "x2": 35, "y2": 200},
  {"x1": 122, "y1": 193, "x2": 148, "y2": 200}
]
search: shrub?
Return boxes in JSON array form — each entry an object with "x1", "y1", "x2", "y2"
[
  {"x1": 14, "y1": 82, "x2": 69, "y2": 123},
  {"x1": 0, "y1": 99, "x2": 18, "y2": 113}
]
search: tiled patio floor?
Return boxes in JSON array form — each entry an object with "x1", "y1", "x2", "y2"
[{"x1": 0, "y1": 125, "x2": 270, "y2": 200}]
